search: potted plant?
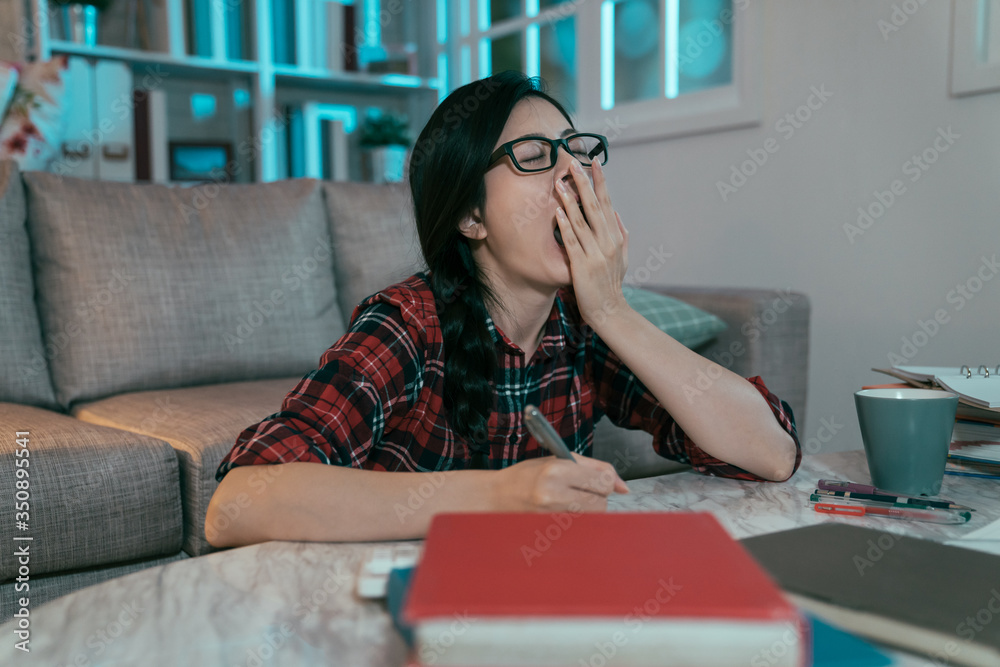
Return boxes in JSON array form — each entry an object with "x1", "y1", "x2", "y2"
[
  {"x1": 359, "y1": 110, "x2": 410, "y2": 183},
  {"x1": 51, "y1": 0, "x2": 112, "y2": 47}
]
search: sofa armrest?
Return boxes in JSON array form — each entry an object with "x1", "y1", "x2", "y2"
[
  {"x1": 592, "y1": 286, "x2": 810, "y2": 481},
  {"x1": 653, "y1": 286, "x2": 810, "y2": 429}
]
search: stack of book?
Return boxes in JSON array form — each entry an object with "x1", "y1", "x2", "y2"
[
  {"x1": 398, "y1": 512, "x2": 810, "y2": 667},
  {"x1": 948, "y1": 407, "x2": 1000, "y2": 479}
]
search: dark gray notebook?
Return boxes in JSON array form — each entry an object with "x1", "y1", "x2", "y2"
[{"x1": 741, "y1": 523, "x2": 1000, "y2": 667}]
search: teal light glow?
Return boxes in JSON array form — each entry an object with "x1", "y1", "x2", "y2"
[
  {"x1": 461, "y1": 44, "x2": 472, "y2": 84},
  {"x1": 190, "y1": 93, "x2": 216, "y2": 120},
  {"x1": 600, "y1": 0, "x2": 614, "y2": 110},
  {"x1": 479, "y1": 0, "x2": 490, "y2": 31},
  {"x1": 363, "y1": 0, "x2": 380, "y2": 46},
  {"x1": 479, "y1": 38, "x2": 491, "y2": 77},
  {"x1": 666, "y1": 0, "x2": 679, "y2": 98},
  {"x1": 319, "y1": 104, "x2": 358, "y2": 132},
  {"x1": 437, "y1": 52, "x2": 449, "y2": 101},
  {"x1": 437, "y1": 0, "x2": 448, "y2": 44},
  {"x1": 526, "y1": 23, "x2": 540, "y2": 78},
  {"x1": 232, "y1": 88, "x2": 250, "y2": 109},
  {"x1": 380, "y1": 74, "x2": 423, "y2": 88}
]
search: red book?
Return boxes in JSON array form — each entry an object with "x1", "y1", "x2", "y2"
[{"x1": 403, "y1": 512, "x2": 810, "y2": 667}]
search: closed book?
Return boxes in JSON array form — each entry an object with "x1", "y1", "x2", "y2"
[
  {"x1": 741, "y1": 523, "x2": 1000, "y2": 667},
  {"x1": 402, "y1": 512, "x2": 809, "y2": 667}
]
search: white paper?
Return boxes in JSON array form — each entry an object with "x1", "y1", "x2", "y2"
[{"x1": 945, "y1": 517, "x2": 1000, "y2": 556}]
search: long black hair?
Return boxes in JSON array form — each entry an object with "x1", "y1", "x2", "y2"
[{"x1": 408, "y1": 70, "x2": 573, "y2": 449}]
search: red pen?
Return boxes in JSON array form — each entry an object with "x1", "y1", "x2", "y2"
[{"x1": 813, "y1": 502, "x2": 970, "y2": 524}]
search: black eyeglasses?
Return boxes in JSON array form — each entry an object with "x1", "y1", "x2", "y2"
[{"x1": 487, "y1": 133, "x2": 609, "y2": 173}]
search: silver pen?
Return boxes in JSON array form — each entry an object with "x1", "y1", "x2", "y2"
[{"x1": 523, "y1": 404, "x2": 576, "y2": 461}]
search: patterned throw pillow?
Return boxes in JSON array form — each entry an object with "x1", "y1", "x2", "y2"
[
  {"x1": 622, "y1": 285, "x2": 727, "y2": 349},
  {"x1": 0, "y1": 56, "x2": 70, "y2": 170}
]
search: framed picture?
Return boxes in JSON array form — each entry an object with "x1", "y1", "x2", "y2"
[{"x1": 168, "y1": 141, "x2": 233, "y2": 182}]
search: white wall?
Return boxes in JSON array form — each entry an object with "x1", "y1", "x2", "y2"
[{"x1": 604, "y1": 0, "x2": 1000, "y2": 454}]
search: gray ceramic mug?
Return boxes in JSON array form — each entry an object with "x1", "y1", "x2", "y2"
[{"x1": 854, "y1": 388, "x2": 959, "y2": 496}]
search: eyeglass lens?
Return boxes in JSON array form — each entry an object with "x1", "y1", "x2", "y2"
[{"x1": 510, "y1": 135, "x2": 606, "y2": 171}]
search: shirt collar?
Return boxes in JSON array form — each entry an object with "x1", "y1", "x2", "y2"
[{"x1": 485, "y1": 288, "x2": 581, "y2": 360}]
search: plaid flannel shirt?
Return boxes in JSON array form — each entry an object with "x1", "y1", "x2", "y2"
[{"x1": 217, "y1": 273, "x2": 801, "y2": 481}]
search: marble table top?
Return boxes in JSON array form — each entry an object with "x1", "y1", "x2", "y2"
[{"x1": 3, "y1": 450, "x2": 998, "y2": 666}]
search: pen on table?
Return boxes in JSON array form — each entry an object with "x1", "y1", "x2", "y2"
[
  {"x1": 523, "y1": 404, "x2": 577, "y2": 461},
  {"x1": 813, "y1": 488, "x2": 975, "y2": 512},
  {"x1": 809, "y1": 493, "x2": 952, "y2": 510},
  {"x1": 807, "y1": 494, "x2": 972, "y2": 520},
  {"x1": 812, "y1": 502, "x2": 971, "y2": 524},
  {"x1": 817, "y1": 479, "x2": 972, "y2": 510}
]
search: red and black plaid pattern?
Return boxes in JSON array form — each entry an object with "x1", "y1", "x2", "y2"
[{"x1": 217, "y1": 273, "x2": 801, "y2": 481}]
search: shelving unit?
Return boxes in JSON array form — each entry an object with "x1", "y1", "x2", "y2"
[{"x1": 26, "y1": 0, "x2": 442, "y2": 183}]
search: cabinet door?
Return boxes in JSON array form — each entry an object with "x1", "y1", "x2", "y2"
[
  {"x1": 93, "y1": 60, "x2": 136, "y2": 181},
  {"x1": 61, "y1": 57, "x2": 97, "y2": 179}
]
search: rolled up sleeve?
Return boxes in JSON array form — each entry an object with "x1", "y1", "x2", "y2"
[{"x1": 588, "y1": 334, "x2": 801, "y2": 482}]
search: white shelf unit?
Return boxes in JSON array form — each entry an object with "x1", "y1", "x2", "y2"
[{"x1": 28, "y1": 0, "x2": 441, "y2": 182}]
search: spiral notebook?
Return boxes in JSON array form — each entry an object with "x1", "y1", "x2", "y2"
[{"x1": 873, "y1": 365, "x2": 1000, "y2": 408}]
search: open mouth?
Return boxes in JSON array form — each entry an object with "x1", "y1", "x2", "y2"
[{"x1": 554, "y1": 204, "x2": 587, "y2": 247}]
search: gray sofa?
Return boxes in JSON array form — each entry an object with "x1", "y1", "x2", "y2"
[{"x1": 0, "y1": 160, "x2": 810, "y2": 622}]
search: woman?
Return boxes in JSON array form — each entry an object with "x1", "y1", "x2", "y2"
[{"x1": 206, "y1": 71, "x2": 800, "y2": 547}]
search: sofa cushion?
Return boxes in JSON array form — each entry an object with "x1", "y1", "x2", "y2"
[
  {"x1": 0, "y1": 403, "x2": 182, "y2": 581},
  {"x1": 322, "y1": 181, "x2": 423, "y2": 324},
  {"x1": 0, "y1": 161, "x2": 59, "y2": 409},
  {"x1": 23, "y1": 173, "x2": 343, "y2": 409},
  {"x1": 622, "y1": 285, "x2": 727, "y2": 349},
  {"x1": 73, "y1": 377, "x2": 301, "y2": 556}
]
